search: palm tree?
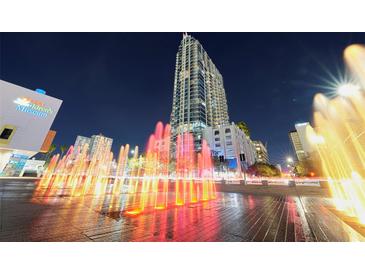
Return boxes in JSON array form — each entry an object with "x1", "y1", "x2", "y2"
[
  {"x1": 45, "y1": 144, "x2": 57, "y2": 163},
  {"x1": 236, "y1": 121, "x2": 250, "y2": 137},
  {"x1": 60, "y1": 145, "x2": 68, "y2": 158}
]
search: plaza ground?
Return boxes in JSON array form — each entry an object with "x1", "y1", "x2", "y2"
[{"x1": 0, "y1": 179, "x2": 364, "y2": 241}]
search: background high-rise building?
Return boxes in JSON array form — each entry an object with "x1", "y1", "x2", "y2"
[
  {"x1": 89, "y1": 134, "x2": 113, "y2": 159},
  {"x1": 72, "y1": 134, "x2": 113, "y2": 160},
  {"x1": 289, "y1": 122, "x2": 314, "y2": 162},
  {"x1": 253, "y1": 140, "x2": 269, "y2": 164},
  {"x1": 73, "y1": 135, "x2": 91, "y2": 155},
  {"x1": 170, "y1": 34, "x2": 229, "y2": 152},
  {"x1": 289, "y1": 130, "x2": 305, "y2": 162}
]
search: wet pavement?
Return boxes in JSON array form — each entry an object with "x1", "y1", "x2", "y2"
[{"x1": 0, "y1": 179, "x2": 364, "y2": 241}]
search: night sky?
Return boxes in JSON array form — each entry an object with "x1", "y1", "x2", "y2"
[{"x1": 1, "y1": 33, "x2": 365, "y2": 165}]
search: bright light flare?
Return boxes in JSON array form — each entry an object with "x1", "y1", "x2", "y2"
[
  {"x1": 286, "y1": 157, "x2": 293, "y2": 163},
  {"x1": 337, "y1": 83, "x2": 360, "y2": 97},
  {"x1": 312, "y1": 44, "x2": 365, "y2": 226}
]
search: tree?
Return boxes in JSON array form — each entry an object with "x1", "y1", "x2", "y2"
[
  {"x1": 293, "y1": 161, "x2": 307, "y2": 177},
  {"x1": 212, "y1": 156, "x2": 229, "y2": 172},
  {"x1": 45, "y1": 144, "x2": 57, "y2": 163},
  {"x1": 236, "y1": 121, "x2": 250, "y2": 137},
  {"x1": 247, "y1": 162, "x2": 281, "y2": 177},
  {"x1": 60, "y1": 145, "x2": 68, "y2": 158},
  {"x1": 293, "y1": 155, "x2": 321, "y2": 177}
]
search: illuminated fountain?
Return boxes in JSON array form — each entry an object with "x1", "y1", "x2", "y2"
[
  {"x1": 34, "y1": 121, "x2": 217, "y2": 215},
  {"x1": 35, "y1": 137, "x2": 121, "y2": 198},
  {"x1": 309, "y1": 44, "x2": 365, "y2": 224},
  {"x1": 124, "y1": 122, "x2": 171, "y2": 214},
  {"x1": 123, "y1": 122, "x2": 216, "y2": 215}
]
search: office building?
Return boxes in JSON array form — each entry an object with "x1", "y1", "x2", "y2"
[
  {"x1": 289, "y1": 130, "x2": 305, "y2": 162},
  {"x1": 203, "y1": 122, "x2": 256, "y2": 168},
  {"x1": 73, "y1": 134, "x2": 113, "y2": 160},
  {"x1": 0, "y1": 80, "x2": 62, "y2": 176},
  {"x1": 170, "y1": 33, "x2": 229, "y2": 153},
  {"x1": 289, "y1": 122, "x2": 314, "y2": 162},
  {"x1": 89, "y1": 134, "x2": 113, "y2": 159},
  {"x1": 253, "y1": 140, "x2": 269, "y2": 164},
  {"x1": 72, "y1": 134, "x2": 113, "y2": 160},
  {"x1": 73, "y1": 135, "x2": 91, "y2": 155}
]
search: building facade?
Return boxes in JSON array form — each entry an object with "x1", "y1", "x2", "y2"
[
  {"x1": 89, "y1": 134, "x2": 113, "y2": 159},
  {"x1": 72, "y1": 134, "x2": 113, "y2": 160},
  {"x1": 170, "y1": 34, "x2": 229, "y2": 153},
  {"x1": 73, "y1": 135, "x2": 91, "y2": 155},
  {"x1": 203, "y1": 123, "x2": 256, "y2": 168},
  {"x1": 253, "y1": 140, "x2": 269, "y2": 164},
  {"x1": 0, "y1": 80, "x2": 62, "y2": 176},
  {"x1": 289, "y1": 130, "x2": 305, "y2": 161},
  {"x1": 289, "y1": 122, "x2": 314, "y2": 162}
]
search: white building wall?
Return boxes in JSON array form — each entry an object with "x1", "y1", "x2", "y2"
[
  {"x1": 0, "y1": 80, "x2": 62, "y2": 175},
  {"x1": 203, "y1": 122, "x2": 256, "y2": 167},
  {"x1": 295, "y1": 122, "x2": 315, "y2": 155},
  {"x1": 0, "y1": 80, "x2": 62, "y2": 152}
]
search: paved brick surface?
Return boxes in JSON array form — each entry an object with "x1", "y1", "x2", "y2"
[{"x1": 0, "y1": 180, "x2": 364, "y2": 241}]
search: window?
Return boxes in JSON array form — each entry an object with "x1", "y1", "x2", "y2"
[
  {"x1": 216, "y1": 143, "x2": 221, "y2": 147},
  {"x1": 215, "y1": 138, "x2": 220, "y2": 142},
  {"x1": 226, "y1": 135, "x2": 231, "y2": 140},
  {"x1": 226, "y1": 141, "x2": 232, "y2": 146},
  {"x1": 214, "y1": 130, "x2": 219, "y2": 135},
  {"x1": 225, "y1": 128, "x2": 231, "y2": 133},
  {"x1": 0, "y1": 128, "x2": 13, "y2": 140}
]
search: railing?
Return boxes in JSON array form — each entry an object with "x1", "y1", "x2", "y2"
[{"x1": 216, "y1": 177, "x2": 325, "y2": 186}]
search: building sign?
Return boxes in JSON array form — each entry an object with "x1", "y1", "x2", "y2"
[
  {"x1": 13, "y1": 97, "x2": 53, "y2": 118},
  {"x1": 1, "y1": 80, "x2": 62, "y2": 152}
]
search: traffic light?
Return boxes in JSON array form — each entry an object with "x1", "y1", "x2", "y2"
[{"x1": 239, "y1": 153, "x2": 245, "y2": 162}]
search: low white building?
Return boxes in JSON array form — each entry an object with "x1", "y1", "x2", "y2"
[
  {"x1": 203, "y1": 122, "x2": 256, "y2": 168},
  {"x1": 0, "y1": 80, "x2": 62, "y2": 176},
  {"x1": 20, "y1": 158, "x2": 46, "y2": 177}
]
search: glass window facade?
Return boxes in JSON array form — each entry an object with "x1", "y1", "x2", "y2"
[{"x1": 170, "y1": 34, "x2": 230, "y2": 154}]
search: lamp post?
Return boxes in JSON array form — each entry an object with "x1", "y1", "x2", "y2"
[
  {"x1": 286, "y1": 156, "x2": 296, "y2": 186},
  {"x1": 286, "y1": 157, "x2": 294, "y2": 176}
]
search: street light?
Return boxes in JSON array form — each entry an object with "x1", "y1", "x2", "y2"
[{"x1": 286, "y1": 157, "x2": 294, "y2": 178}]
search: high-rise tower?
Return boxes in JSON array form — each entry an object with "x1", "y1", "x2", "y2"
[{"x1": 170, "y1": 34, "x2": 229, "y2": 153}]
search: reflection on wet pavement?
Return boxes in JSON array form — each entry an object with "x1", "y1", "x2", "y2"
[{"x1": 1, "y1": 180, "x2": 364, "y2": 242}]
